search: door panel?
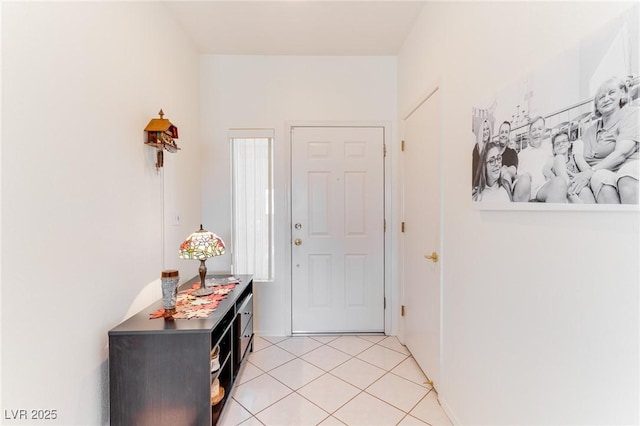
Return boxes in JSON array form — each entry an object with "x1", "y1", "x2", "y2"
[
  {"x1": 309, "y1": 172, "x2": 330, "y2": 234},
  {"x1": 403, "y1": 89, "x2": 442, "y2": 386},
  {"x1": 292, "y1": 126, "x2": 384, "y2": 333}
]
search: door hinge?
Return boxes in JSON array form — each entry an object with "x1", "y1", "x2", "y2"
[
  {"x1": 401, "y1": 222, "x2": 405, "y2": 232},
  {"x1": 401, "y1": 140, "x2": 405, "y2": 151},
  {"x1": 383, "y1": 144, "x2": 387, "y2": 157},
  {"x1": 384, "y1": 297, "x2": 386, "y2": 309},
  {"x1": 384, "y1": 219, "x2": 386, "y2": 232},
  {"x1": 401, "y1": 305, "x2": 405, "y2": 316}
]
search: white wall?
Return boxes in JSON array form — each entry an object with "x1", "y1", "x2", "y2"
[
  {"x1": 398, "y1": 2, "x2": 639, "y2": 425},
  {"x1": 1, "y1": 3, "x2": 202, "y2": 424},
  {"x1": 200, "y1": 55, "x2": 398, "y2": 335}
]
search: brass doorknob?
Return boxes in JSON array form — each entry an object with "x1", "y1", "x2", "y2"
[
  {"x1": 424, "y1": 252, "x2": 438, "y2": 262},
  {"x1": 294, "y1": 238, "x2": 302, "y2": 246}
]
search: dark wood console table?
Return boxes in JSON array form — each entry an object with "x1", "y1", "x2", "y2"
[{"x1": 108, "y1": 275, "x2": 254, "y2": 425}]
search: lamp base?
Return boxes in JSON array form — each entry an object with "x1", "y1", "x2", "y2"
[
  {"x1": 192, "y1": 259, "x2": 214, "y2": 297},
  {"x1": 191, "y1": 285, "x2": 214, "y2": 297}
]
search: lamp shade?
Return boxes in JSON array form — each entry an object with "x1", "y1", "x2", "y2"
[{"x1": 179, "y1": 225, "x2": 225, "y2": 260}]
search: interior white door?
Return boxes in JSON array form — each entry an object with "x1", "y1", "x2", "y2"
[
  {"x1": 403, "y1": 89, "x2": 442, "y2": 386},
  {"x1": 291, "y1": 126, "x2": 385, "y2": 333}
]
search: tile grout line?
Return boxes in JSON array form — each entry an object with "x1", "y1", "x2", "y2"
[
  {"x1": 241, "y1": 337, "x2": 376, "y2": 423},
  {"x1": 285, "y1": 351, "x2": 381, "y2": 424},
  {"x1": 237, "y1": 339, "x2": 332, "y2": 422},
  {"x1": 238, "y1": 336, "x2": 437, "y2": 426}
]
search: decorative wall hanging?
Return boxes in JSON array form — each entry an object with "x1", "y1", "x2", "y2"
[
  {"x1": 471, "y1": 5, "x2": 639, "y2": 211},
  {"x1": 144, "y1": 109, "x2": 180, "y2": 168}
]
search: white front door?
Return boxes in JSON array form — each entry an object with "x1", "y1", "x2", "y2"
[
  {"x1": 291, "y1": 126, "x2": 385, "y2": 333},
  {"x1": 403, "y1": 89, "x2": 442, "y2": 386}
]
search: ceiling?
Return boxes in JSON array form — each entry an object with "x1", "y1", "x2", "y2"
[{"x1": 164, "y1": 1, "x2": 427, "y2": 56}]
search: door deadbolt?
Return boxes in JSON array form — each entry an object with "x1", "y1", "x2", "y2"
[{"x1": 295, "y1": 223, "x2": 302, "y2": 230}]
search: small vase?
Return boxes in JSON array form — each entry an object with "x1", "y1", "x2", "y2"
[{"x1": 161, "y1": 269, "x2": 179, "y2": 318}]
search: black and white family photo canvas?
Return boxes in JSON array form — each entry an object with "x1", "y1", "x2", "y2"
[{"x1": 471, "y1": 5, "x2": 639, "y2": 210}]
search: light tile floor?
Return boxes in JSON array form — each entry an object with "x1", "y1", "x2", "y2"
[{"x1": 219, "y1": 335, "x2": 453, "y2": 426}]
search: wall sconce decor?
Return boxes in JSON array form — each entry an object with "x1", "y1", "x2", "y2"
[
  {"x1": 179, "y1": 225, "x2": 226, "y2": 297},
  {"x1": 144, "y1": 109, "x2": 180, "y2": 168}
]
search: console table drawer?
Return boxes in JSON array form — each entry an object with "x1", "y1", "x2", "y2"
[
  {"x1": 237, "y1": 293, "x2": 253, "y2": 333},
  {"x1": 239, "y1": 316, "x2": 253, "y2": 359}
]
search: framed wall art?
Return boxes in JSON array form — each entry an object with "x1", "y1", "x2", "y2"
[{"x1": 471, "y1": 5, "x2": 639, "y2": 211}]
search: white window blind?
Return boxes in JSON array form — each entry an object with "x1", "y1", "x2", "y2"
[{"x1": 230, "y1": 130, "x2": 274, "y2": 281}]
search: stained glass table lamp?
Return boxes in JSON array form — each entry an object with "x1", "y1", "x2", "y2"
[{"x1": 179, "y1": 224, "x2": 226, "y2": 296}]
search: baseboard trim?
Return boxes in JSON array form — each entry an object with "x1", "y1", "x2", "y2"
[{"x1": 438, "y1": 394, "x2": 460, "y2": 425}]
